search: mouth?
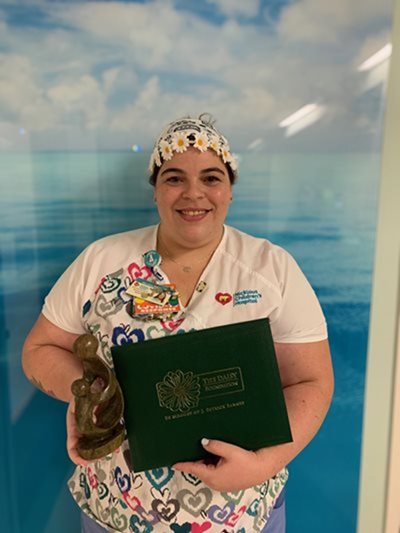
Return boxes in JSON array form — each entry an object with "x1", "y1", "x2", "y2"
[{"x1": 176, "y1": 208, "x2": 212, "y2": 221}]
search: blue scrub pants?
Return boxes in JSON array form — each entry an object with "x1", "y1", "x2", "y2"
[{"x1": 81, "y1": 489, "x2": 286, "y2": 532}]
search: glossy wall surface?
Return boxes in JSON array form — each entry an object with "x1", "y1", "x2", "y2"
[{"x1": 0, "y1": 1, "x2": 394, "y2": 532}]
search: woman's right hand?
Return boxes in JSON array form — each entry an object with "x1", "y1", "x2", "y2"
[{"x1": 66, "y1": 400, "x2": 92, "y2": 467}]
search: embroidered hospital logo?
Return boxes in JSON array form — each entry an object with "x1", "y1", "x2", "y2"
[
  {"x1": 233, "y1": 290, "x2": 262, "y2": 306},
  {"x1": 215, "y1": 292, "x2": 233, "y2": 305}
]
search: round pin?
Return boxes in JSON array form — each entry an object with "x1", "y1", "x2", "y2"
[{"x1": 143, "y1": 250, "x2": 161, "y2": 268}]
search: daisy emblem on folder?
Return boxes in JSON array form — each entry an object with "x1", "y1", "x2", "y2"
[{"x1": 156, "y1": 370, "x2": 200, "y2": 412}]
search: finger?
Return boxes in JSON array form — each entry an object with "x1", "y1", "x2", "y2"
[
  {"x1": 67, "y1": 444, "x2": 89, "y2": 466},
  {"x1": 201, "y1": 437, "x2": 243, "y2": 459},
  {"x1": 66, "y1": 403, "x2": 91, "y2": 466},
  {"x1": 66, "y1": 405, "x2": 81, "y2": 441},
  {"x1": 66, "y1": 428, "x2": 92, "y2": 466},
  {"x1": 173, "y1": 460, "x2": 213, "y2": 478}
]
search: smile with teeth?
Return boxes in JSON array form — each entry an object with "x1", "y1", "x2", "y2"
[{"x1": 177, "y1": 209, "x2": 211, "y2": 216}]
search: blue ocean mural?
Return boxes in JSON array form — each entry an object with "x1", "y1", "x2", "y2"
[{"x1": 0, "y1": 1, "x2": 393, "y2": 532}]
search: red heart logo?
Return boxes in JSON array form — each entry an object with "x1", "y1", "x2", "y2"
[{"x1": 215, "y1": 292, "x2": 232, "y2": 305}]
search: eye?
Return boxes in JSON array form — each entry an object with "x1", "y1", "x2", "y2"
[
  {"x1": 164, "y1": 176, "x2": 182, "y2": 184},
  {"x1": 203, "y1": 175, "x2": 222, "y2": 184}
]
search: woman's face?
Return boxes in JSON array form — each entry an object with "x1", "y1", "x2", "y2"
[{"x1": 154, "y1": 147, "x2": 232, "y2": 249}]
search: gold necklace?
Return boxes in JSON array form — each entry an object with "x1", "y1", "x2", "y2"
[
  {"x1": 161, "y1": 249, "x2": 210, "y2": 273},
  {"x1": 158, "y1": 237, "x2": 215, "y2": 273}
]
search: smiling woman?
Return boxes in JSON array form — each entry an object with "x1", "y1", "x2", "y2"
[
  {"x1": 22, "y1": 114, "x2": 333, "y2": 533},
  {"x1": 155, "y1": 148, "x2": 232, "y2": 258}
]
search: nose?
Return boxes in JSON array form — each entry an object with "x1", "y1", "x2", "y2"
[{"x1": 181, "y1": 179, "x2": 205, "y2": 200}]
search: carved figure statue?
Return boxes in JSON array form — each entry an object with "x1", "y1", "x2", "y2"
[{"x1": 71, "y1": 334, "x2": 125, "y2": 460}]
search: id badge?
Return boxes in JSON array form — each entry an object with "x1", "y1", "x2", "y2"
[{"x1": 126, "y1": 278, "x2": 174, "y2": 305}]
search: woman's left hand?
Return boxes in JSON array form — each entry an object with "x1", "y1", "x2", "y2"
[{"x1": 173, "y1": 438, "x2": 269, "y2": 492}]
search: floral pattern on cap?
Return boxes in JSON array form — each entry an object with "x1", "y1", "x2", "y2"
[{"x1": 148, "y1": 114, "x2": 238, "y2": 175}]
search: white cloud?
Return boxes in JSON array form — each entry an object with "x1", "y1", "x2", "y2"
[
  {"x1": 206, "y1": 0, "x2": 260, "y2": 18},
  {"x1": 0, "y1": 54, "x2": 41, "y2": 115},
  {"x1": 47, "y1": 1, "x2": 180, "y2": 69},
  {"x1": 0, "y1": 0, "x2": 393, "y2": 150},
  {"x1": 277, "y1": 0, "x2": 391, "y2": 44},
  {"x1": 47, "y1": 75, "x2": 106, "y2": 129},
  {"x1": 103, "y1": 67, "x2": 121, "y2": 96}
]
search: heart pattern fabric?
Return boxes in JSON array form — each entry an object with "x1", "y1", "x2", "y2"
[
  {"x1": 177, "y1": 488, "x2": 212, "y2": 517},
  {"x1": 71, "y1": 238, "x2": 289, "y2": 532},
  {"x1": 145, "y1": 467, "x2": 174, "y2": 491}
]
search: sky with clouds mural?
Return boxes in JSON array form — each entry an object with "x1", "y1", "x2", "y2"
[
  {"x1": 0, "y1": 1, "x2": 395, "y2": 532},
  {"x1": 0, "y1": 0, "x2": 393, "y2": 152}
]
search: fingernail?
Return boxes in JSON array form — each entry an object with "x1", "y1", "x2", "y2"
[{"x1": 201, "y1": 438, "x2": 209, "y2": 446}]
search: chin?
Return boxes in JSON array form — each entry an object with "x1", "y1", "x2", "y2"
[{"x1": 179, "y1": 228, "x2": 210, "y2": 243}]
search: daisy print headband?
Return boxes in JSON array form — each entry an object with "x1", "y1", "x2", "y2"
[{"x1": 148, "y1": 114, "x2": 238, "y2": 176}]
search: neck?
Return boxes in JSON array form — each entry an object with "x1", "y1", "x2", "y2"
[{"x1": 157, "y1": 226, "x2": 224, "y2": 264}]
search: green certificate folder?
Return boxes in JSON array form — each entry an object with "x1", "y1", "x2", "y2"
[{"x1": 111, "y1": 317, "x2": 292, "y2": 472}]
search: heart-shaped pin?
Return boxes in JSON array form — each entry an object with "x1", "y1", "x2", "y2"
[
  {"x1": 145, "y1": 467, "x2": 174, "y2": 490},
  {"x1": 177, "y1": 488, "x2": 212, "y2": 517},
  {"x1": 207, "y1": 501, "x2": 234, "y2": 524},
  {"x1": 225, "y1": 505, "x2": 246, "y2": 527},
  {"x1": 215, "y1": 292, "x2": 232, "y2": 305}
]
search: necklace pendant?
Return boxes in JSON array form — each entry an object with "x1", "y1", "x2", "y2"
[{"x1": 182, "y1": 266, "x2": 192, "y2": 273}]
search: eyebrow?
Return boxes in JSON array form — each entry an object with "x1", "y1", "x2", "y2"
[
  {"x1": 200, "y1": 167, "x2": 226, "y2": 175},
  {"x1": 160, "y1": 168, "x2": 185, "y2": 176},
  {"x1": 160, "y1": 166, "x2": 226, "y2": 176}
]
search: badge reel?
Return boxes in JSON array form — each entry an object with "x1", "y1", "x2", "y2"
[{"x1": 143, "y1": 250, "x2": 164, "y2": 282}]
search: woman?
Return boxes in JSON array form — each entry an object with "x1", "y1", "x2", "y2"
[{"x1": 22, "y1": 115, "x2": 334, "y2": 532}]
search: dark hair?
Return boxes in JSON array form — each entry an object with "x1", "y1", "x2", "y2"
[{"x1": 149, "y1": 162, "x2": 237, "y2": 186}]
